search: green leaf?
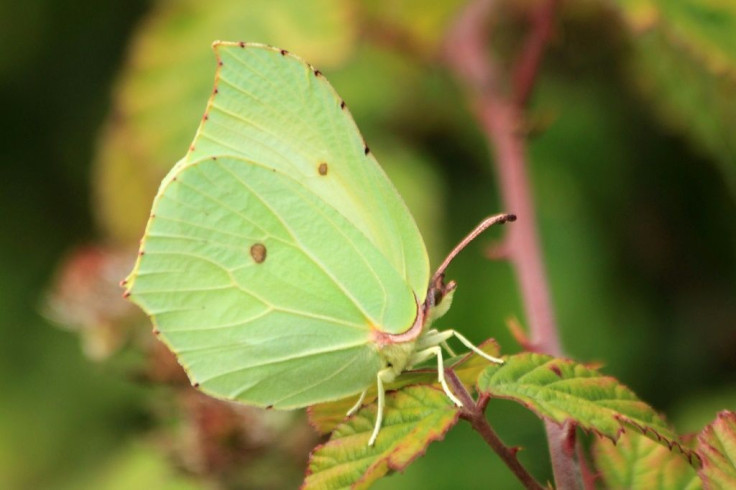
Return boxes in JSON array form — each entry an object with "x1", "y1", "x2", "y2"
[
  {"x1": 308, "y1": 339, "x2": 500, "y2": 434},
  {"x1": 477, "y1": 353, "x2": 693, "y2": 457},
  {"x1": 358, "y1": 0, "x2": 467, "y2": 54},
  {"x1": 302, "y1": 385, "x2": 459, "y2": 490},
  {"x1": 697, "y1": 410, "x2": 736, "y2": 488},
  {"x1": 612, "y1": 0, "x2": 736, "y2": 193},
  {"x1": 594, "y1": 431, "x2": 701, "y2": 489}
]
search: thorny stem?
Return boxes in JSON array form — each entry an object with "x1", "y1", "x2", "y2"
[
  {"x1": 446, "y1": 370, "x2": 545, "y2": 490},
  {"x1": 444, "y1": 0, "x2": 582, "y2": 488}
]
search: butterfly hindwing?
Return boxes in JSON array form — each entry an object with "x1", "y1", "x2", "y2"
[{"x1": 128, "y1": 155, "x2": 418, "y2": 407}]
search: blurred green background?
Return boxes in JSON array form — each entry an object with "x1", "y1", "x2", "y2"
[{"x1": 1, "y1": 0, "x2": 734, "y2": 488}]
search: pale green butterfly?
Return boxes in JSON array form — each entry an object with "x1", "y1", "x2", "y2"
[{"x1": 124, "y1": 41, "x2": 514, "y2": 446}]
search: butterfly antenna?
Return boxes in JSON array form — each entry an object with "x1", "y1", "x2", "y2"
[{"x1": 431, "y1": 213, "x2": 516, "y2": 285}]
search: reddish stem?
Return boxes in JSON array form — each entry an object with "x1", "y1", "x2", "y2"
[
  {"x1": 446, "y1": 370, "x2": 545, "y2": 490},
  {"x1": 513, "y1": 0, "x2": 559, "y2": 106},
  {"x1": 477, "y1": 99, "x2": 561, "y2": 356},
  {"x1": 444, "y1": 0, "x2": 580, "y2": 487}
]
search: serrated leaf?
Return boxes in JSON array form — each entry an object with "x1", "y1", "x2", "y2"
[
  {"x1": 697, "y1": 410, "x2": 736, "y2": 489},
  {"x1": 478, "y1": 353, "x2": 693, "y2": 458},
  {"x1": 308, "y1": 339, "x2": 500, "y2": 434},
  {"x1": 594, "y1": 431, "x2": 701, "y2": 489},
  {"x1": 302, "y1": 385, "x2": 459, "y2": 490},
  {"x1": 93, "y1": 0, "x2": 356, "y2": 243}
]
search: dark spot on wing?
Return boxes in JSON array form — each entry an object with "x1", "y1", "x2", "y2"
[
  {"x1": 318, "y1": 162, "x2": 328, "y2": 176},
  {"x1": 314, "y1": 69, "x2": 322, "y2": 77},
  {"x1": 280, "y1": 49, "x2": 288, "y2": 56},
  {"x1": 364, "y1": 146, "x2": 370, "y2": 156},
  {"x1": 238, "y1": 41, "x2": 245, "y2": 48},
  {"x1": 250, "y1": 243, "x2": 267, "y2": 264},
  {"x1": 340, "y1": 100, "x2": 346, "y2": 109},
  {"x1": 549, "y1": 364, "x2": 562, "y2": 377}
]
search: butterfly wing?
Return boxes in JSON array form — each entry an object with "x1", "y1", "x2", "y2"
[
  {"x1": 126, "y1": 43, "x2": 430, "y2": 408},
  {"x1": 127, "y1": 154, "x2": 423, "y2": 407},
  {"x1": 181, "y1": 42, "x2": 430, "y2": 306}
]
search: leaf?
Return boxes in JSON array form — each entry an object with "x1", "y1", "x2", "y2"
[
  {"x1": 308, "y1": 339, "x2": 500, "y2": 434},
  {"x1": 697, "y1": 410, "x2": 736, "y2": 489},
  {"x1": 358, "y1": 0, "x2": 468, "y2": 54},
  {"x1": 93, "y1": 0, "x2": 356, "y2": 243},
  {"x1": 594, "y1": 431, "x2": 701, "y2": 489},
  {"x1": 302, "y1": 385, "x2": 459, "y2": 490},
  {"x1": 477, "y1": 353, "x2": 694, "y2": 458},
  {"x1": 612, "y1": 0, "x2": 736, "y2": 192}
]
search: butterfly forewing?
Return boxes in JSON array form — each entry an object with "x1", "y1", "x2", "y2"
[{"x1": 184, "y1": 43, "x2": 429, "y2": 305}]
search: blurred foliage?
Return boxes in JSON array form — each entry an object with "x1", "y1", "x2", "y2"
[
  {"x1": 608, "y1": 0, "x2": 736, "y2": 193},
  {"x1": 94, "y1": 0, "x2": 356, "y2": 244},
  {"x1": 1, "y1": 0, "x2": 734, "y2": 488}
]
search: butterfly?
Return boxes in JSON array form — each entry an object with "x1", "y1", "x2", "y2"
[{"x1": 124, "y1": 42, "x2": 513, "y2": 446}]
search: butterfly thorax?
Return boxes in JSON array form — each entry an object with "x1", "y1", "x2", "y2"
[{"x1": 378, "y1": 341, "x2": 418, "y2": 381}]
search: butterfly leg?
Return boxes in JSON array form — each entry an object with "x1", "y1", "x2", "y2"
[
  {"x1": 346, "y1": 389, "x2": 367, "y2": 417},
  {"x1": 441, "y1": 340, "x2": 457, "y2": 357},
  {"x1": 445, "y1": 330, "x2": 504, "y2": 364},
  {"x1": 368, "y1": 367, "x2": 395, "y2": 446},
  {"x1": 409, "y1": 346, "x2": 463, "y2": 407}
]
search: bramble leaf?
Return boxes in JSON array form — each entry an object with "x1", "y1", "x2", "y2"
[
  {"x1": 478, "y1": 353, "x2": 694, "y2": 458},
  {"x1": 594, "y1": 431, "x2": 701, "y2": 489},
  {"x1": 302, "y1": 385, "x2": 459, "y2": 490},
  {"x1": 308, "y1": 339, "x2": 500, "y2": 434},
  {"x1": 697, "y1": 410, "x2": 736, "y2": 489}
]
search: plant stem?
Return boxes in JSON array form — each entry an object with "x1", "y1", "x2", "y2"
[
  {"x1": 444, "y1": 0, "x2": 582, "y2": 487},
  {"x1": 513, "y1": 0, "x2": 559, "y2": 107},
  {"x1": 446, "y1": 370, "x2": 545, "y2": 490}
]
